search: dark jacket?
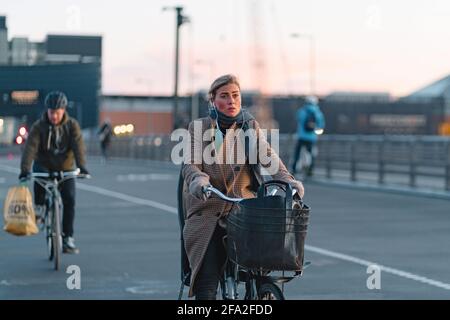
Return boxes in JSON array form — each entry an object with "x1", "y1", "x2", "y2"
[
  {"x1": 296, "y1": 103, "x2": 325, "y2": 142},
  {"x1": 20, "y1": 112, "x2": 87, "y2": 172},
  {"x1": 98, "y1": 122, "x2": 113, "y2": 144}
]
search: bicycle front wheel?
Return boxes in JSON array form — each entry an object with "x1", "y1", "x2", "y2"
[
  {"x1": 45, "y1": 210, "x2": 53, "y2": 261},
  {"x1": 257, "y1": 282, "x2": 285, "y2": 300},
  {"x1": 52, "y1": 201, "x2": 62, "y2": 271}
]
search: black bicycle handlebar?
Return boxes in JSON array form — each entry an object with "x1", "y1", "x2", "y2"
[
  {"x1": 203, "y1": 185, "x2": 298, "y2": 203},
  {"x1": 21, "y1": 169, "x2": 91, "y2": 186}
]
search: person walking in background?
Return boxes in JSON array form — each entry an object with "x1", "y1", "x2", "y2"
[
  {"x1": 291, "y1": 95, "x2": 325, "y2": 177},
  {"x1": 98, "y1": 119, "x2": 113, "y2": 163}
]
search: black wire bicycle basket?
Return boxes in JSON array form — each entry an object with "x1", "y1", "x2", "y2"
[{"x1": 226, "y1": 180, "x2": 310, "y2": 271}]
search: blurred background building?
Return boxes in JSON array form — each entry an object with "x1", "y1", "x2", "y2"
[
  {"x1": 99, "y1": 85, "x2": 450, "y2": 136},
  {"x1": 1, "y1": 9, "x2": 450, "y2": 147},
  {"x1": 0, "y1": 16, "x2": 101, "y2": 144}
]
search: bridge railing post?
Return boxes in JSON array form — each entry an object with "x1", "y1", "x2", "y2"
[
  {"x1": 350, "y1": 137, "x2": 357, "y2": 182},
  {"x1": 325, "y1": 138, "x2": 332, "y2": 179},
  {"x1": 446, "y1": 140, "x2": 450, "y2": 191},
  {"x1": 409, "y1": 137, "x2": 417, "y2": 188},
  {"x1": 378, "y1": 136, "x2": 385, "y2": 184}
]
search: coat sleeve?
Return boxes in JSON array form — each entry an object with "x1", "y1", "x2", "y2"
[
  {"x1": 181, "y1": 120, "x2": 210, "y2": 191},
  {"x1": 70, "y1": 119, "x2": 87, "y2": 168},
  {"x1": 253, "y1": 120, "x2": 304, "y2": 197},
  {"x1": 315, "y1": 107, "x2": 325, "y2": 129},
  {"x1": 20, "y1": 122, "x2": 41, "y2": 173}
]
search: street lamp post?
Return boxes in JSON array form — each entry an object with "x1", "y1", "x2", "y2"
[
  {"x1": 163, "y1": 6, "x2": 189, "y2": 129},
  {"x1": 291, "y1": 33, "x2": 316, "y2": 95},
  {"x1": 190, "y1": 59, "x2": 215, "y2": 121}
]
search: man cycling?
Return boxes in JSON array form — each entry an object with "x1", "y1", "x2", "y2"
[
  {"x1": 291, "y1": 95, "x2": 325, "y2": 177},
  {"x1": 19, "y1": 91, "x2": 90, "y2": 254}
]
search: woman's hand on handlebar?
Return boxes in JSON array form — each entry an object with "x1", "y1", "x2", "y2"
[
  {"x1": 201, "y1": 185, "x2": 212, "y2": 200},
  {"x1": 189, "y1": 175, "x2": 212, "y2": 201},
  {"x1": 291, "y1": 180, "x2": 305, "y2": 198}
]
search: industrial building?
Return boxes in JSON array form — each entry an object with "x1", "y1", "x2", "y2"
[{"x1": 0, "y1": 16, "x2": 101, "y2": 144}]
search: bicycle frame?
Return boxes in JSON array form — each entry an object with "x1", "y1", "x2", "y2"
[
  {"x1": 220, "y1": 261, "x2": 297, "y2": 300},
  {"x1": 219, "y1": 238, "x2": 307, "y2": 300},
  {"x1": 30, "y1": 169, "x2": 89, "y2": 270}
]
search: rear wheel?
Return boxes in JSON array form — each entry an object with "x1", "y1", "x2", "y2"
[{"x1": 257, "y1": 282, "x2": 285, "y2": 300}]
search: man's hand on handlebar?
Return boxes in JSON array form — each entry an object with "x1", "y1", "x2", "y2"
[
  {"x1": 75, "y1": 166, "x2": 91, "y2": 179},
  {"x1": 18, "y1": 171, "x2": 30, "y2": 182},
  {"x1": 78, "y1": 166, "x2": 90, "y2": 177}
]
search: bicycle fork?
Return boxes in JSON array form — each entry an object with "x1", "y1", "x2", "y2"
[
  {"x1": 221, "y1": 261, "x2": 238, "y2": 300},
  {"x1": 221, "y1": 264, "x2": 262, "y2": 300}
]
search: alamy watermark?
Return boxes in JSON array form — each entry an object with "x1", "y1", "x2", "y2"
[
  {"x1": 366, "y1": 264, "x2": 381, "y2": 290},
  {"x1": 366, "y1": 4, "x2": 383, "y2": 31},
  {"x1": 66, "y1": 265, "x2": 81, "y2": 290},
  {"x1": 170, "y1": 120, "x2": 280, "y2": 175},
  {"x1": 66, "y1": 5, "x2": 82, "y2": 31}
]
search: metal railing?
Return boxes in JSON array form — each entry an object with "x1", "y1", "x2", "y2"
[
  {"x1": 86, "y1": 134, "x2": 450, "y2": 192},
  {"x1": 280, "y1": 135, "x2": 450, "y2": 191},
  {"x1": 86, "y1": 135, "x2": 176, "y2": 162}
]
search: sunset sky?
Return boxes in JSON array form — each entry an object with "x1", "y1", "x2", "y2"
[{"x1": 2, "y1": 0, "x2": 450, "y2": 97}]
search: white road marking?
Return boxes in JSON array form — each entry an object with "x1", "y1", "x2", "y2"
[
  {"x1": 0, "y1": 163, "x2": 449, "y2": 291},
  {"x1": 305, "y1": 245, "x2": 450, "y2": 291},
  {"x1": 125, "y1": 280, "x2": 175, "y2": 295},
  {"x1": 0, "y1": 280, "x2": 12, "y2": 286},
  {"x1": 76, "y1": 183, "x2": 178, "y2": 215},
  {"x1": 116, "y1": 173, "x2": 177, "y2": 182},
  {"x1": 0, "y1": 164, "x2": 19, "y2": 174}
]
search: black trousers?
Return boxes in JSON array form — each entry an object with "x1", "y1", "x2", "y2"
[
  {"x1": 194, "y1": 223, "x2": 227, "y2": 300},
  {"x1": 34, "y1": 177, "x2": 76, "y2": 238},
  {"x1": 292, "y1": 139, "x2": 315, "y2": 174},
  {"x1": 100, "y1": 140, "x2": 110, "y2": 158}
]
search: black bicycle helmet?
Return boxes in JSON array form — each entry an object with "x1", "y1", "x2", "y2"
[{"x1": 44, "y1": 91, "x2": 68, "y2": 109}]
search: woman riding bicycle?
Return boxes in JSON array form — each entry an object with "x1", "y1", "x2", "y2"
[{"x1": 181, "y1": 74, "x2": 304, "y2": 300}]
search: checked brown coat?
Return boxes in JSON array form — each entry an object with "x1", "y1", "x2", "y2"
[{"x1": 181, "y1": 117, "x2": 303, "y2": 297}]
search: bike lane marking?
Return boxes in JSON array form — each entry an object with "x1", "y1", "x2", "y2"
[
  {"x1": 76, "y1": 183, "x2": 177, "y2": 215},
  {"x1": 305, "y1": 245, "x2": 450, "y2": 290}
]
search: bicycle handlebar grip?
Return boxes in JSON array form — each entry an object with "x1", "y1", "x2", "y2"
[{"x1": 202, "y1": 185, "x2": 212, "y2": 199}]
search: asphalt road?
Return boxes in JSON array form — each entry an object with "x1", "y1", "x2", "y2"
[{"x1": 1, "y1": 156, "x2": 450, "y2": 300}]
